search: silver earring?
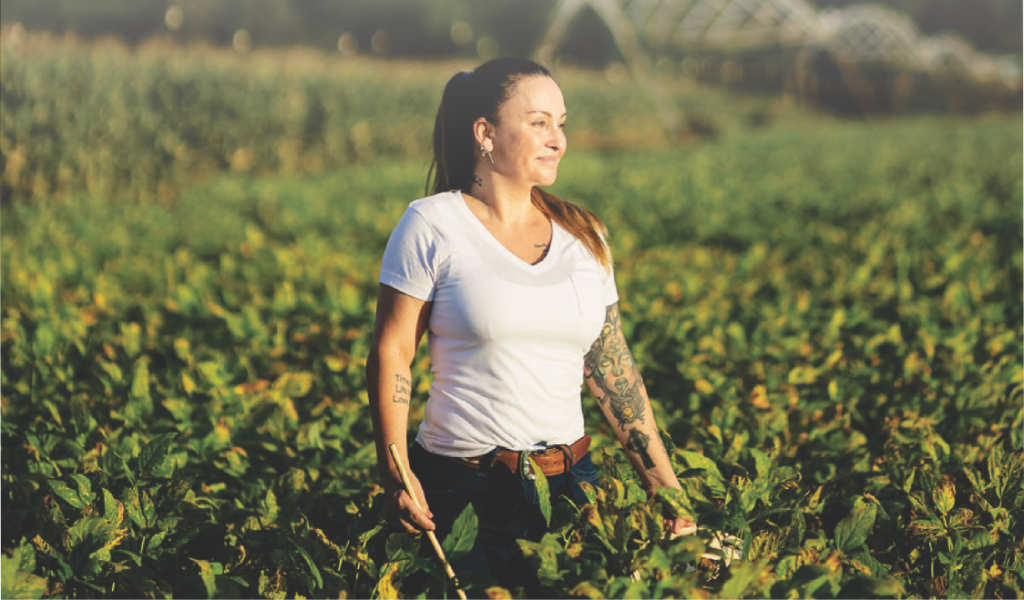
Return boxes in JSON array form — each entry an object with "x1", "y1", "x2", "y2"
[{"x1": 481, "y1": 145, "x2": 494, "y2": 164}]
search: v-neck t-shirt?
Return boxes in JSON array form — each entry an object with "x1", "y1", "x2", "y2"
[{"x1": 379, "y1": 190, "x2": 618, "y2": 456}]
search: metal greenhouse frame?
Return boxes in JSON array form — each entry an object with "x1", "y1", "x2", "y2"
[{"x1": 536, "y1": 0, "x2": 1020, "y2": 125}]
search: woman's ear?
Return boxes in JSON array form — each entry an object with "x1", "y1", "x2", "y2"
[{"x1": 472, "y1": 117, "x2": 493, "y2": 151}]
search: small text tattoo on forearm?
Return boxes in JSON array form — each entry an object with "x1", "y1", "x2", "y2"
[{"x1": 392, "y1": 374, "x2": 411, "y2": 404}]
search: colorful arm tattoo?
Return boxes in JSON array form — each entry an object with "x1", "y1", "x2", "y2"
[{"x1": 584, "y1": 303, "x2": 647, "y2": 429}]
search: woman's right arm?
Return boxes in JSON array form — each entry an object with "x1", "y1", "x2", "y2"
[{"x1": 367, "y1": 283, "x2": 434, "y2": 533}]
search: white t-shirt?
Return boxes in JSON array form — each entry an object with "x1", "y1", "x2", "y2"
[{"x1": 379, "y1": 190, "x2": 618, "y2": 457}]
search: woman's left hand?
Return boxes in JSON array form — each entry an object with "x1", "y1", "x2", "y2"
[
  {"x1": 665, "y1": 515, "x2": 698, "y2": 538},
  {"x1": 646, "y1": 485, "x2": 697, "y2": 538}
]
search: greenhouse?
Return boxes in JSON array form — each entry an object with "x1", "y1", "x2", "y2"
[{"x1": 538, "y1": 0, "x2": 1021, "y2": 119}]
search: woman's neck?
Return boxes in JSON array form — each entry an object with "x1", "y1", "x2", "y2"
[{"x1": 465, "y1": 169, "x2": 539, "y2": 226}]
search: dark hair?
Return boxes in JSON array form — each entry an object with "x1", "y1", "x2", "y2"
[
  {"x1": 427, "y1": 57, "x2": 549, "y2": 195},
  {"x1": 427, "y1": 57, "x2": 612, "y2": 270}
]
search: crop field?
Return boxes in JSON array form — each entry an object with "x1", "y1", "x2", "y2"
[{"x1": 1, "y1": 35, "x2": 1022, "y2": 599}]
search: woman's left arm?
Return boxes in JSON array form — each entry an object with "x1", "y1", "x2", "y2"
[{"x1": 584, "y1": 302, "x2": 696, "y2": 535}]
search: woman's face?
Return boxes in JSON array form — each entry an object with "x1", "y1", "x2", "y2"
[{"x1": 486, "y1": 75, "x2": 567, "y2": 188}]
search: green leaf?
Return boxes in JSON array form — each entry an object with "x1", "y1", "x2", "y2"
[
  {"x1": 655, "y1": 486, "x2": 695, "y2": 521},
  {"x1": 130, "y1": 357, "x2": 151, "y2": 401},
  {"x1": 529, "y1": 457, "x2": 553, "y2": 527},
  {"x1": 148, "y1": 528, "x2": 170, "y2": 551},
  {"x1": 786, "y1": 564, "x2": 836, "y2": 598},
  {"x1": 67, "y1": 516, "x2": 103, "y2": 548},
  {"x1": 99, "y1": 361, "x2": 123, "y2": 385},
  {"x1": 720, "y1": 557, "x2": 769, "y2": 599},
  {"x1": 385, "y1": 533, "x2": 419, "y2": 562},
  {"x1": 49, "y1": 478, "x2": 86, "y2": 509},
  {"x1": 191, "y1": 558, "x2": 218, "y2": 599},
  {"x1": 197, "y1": 361, "x2": 228, "y2": 390},
  {"x1": 579, "y1": 481, "x2": 598, "y2": 506},
  {"x1": 158, "y1": 476, "x2": 195, "y2": 514},
  {"x1": 120, "y1": 322, "x2": 142, "y2": 357},
  {"x1": 677, "y1": 451, "x2": 727, "y2": 497},
  {"x1": 138, "y1": 433, "x2": 175, "y2": 477},
  {"x1": 995, "y1": 449, "x2": 1022, "y2": 502},
  {"x1": 122, "y1": 487, "x2": 146, "y2": 530},
  {"x1": 126, "y1": 358, "x2": 154, "y2": 423},
  {"x1": 14, "y1": 539, "x2": 36, "y2": 574},
  {"x1": 115, "y1": 549, "x2": 142, "y2": 567},
  {"x1": 161, "y1": 523, "x2": 203, "y2": 553},
  {"x1": 401, "y1": 551, "x2": 445, "y2": 581},
  {"x1": 839, "y1": 575, "x2": 905, "y2": 598},
  {"x1": 749, "y1": 448, "x2": 770, "y2": 481},
  {"x1": 68, "y1": 474, "x2": 95, "y2": 507},
  {"x1": 141, "y1": 490, "x2": 157, "y2": 528},
  {"x1": 261, "y1": 488, "x2": 280, "y2": 524},
  {"x1": 441, "y1": 503, "x2": 479, "y2": 563},
  {"x1": 835, "y1": 496, "x2": 877, "y2": 552},
  {"x1": 516, "y1": 534, "x2": 568, "y2": 587},
  {"x1": 290, "y1": 543, "x2": 323, "y2": 592},
  {"x1": 273, "y1": 372, "x2": 314, "y2": 398},
  {"x1": 1, "y1": 541, "x2": 48, "y2": 600},
  {"x1": 33, "y1": 324, "x2": 54, "y2": 355},
  {"x1": 102, "y1": 488, "x2": 119, "y2": 523}
]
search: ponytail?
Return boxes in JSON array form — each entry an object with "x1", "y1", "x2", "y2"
[
  {"x1": 532, "y1": 188, "x2": 612, "y2": 272},
  {"x1": 426, "y1": 72, "x2": 475, "y2": 196}
]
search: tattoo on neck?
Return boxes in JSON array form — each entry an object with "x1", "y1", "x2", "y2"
[
  {"x1": 534, "y1": 243, "x2": 549, "y2": 249},
  {"x1": 472, "y1": 173, "x2": 483, "y2": 187},
  {"x1": 626, "y1": 429, "x2": 655, "y2": 469}
]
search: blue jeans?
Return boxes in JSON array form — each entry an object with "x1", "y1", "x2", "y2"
[{"x1": 409, "y1": 441, "x2": 599, "y2": 586}]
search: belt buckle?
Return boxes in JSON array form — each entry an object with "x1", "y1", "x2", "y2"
[{"x1": 517, "y1": 451, "x2": 536, "y2": 481}]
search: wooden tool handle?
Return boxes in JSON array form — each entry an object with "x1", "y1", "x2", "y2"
[{"x1": 388, "y1": 443, "x2": 468, "y2": 600}]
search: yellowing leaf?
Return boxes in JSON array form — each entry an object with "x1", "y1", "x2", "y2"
[
  {"x1": 373, "y1": 561, "x2": 401, "y2": 600},
  {"x1": 828, "y1": 379, "x2": 840, "y2": 401},
  {"x1": 933, "y1": 479, "x2": 955, "y2": 516},
  {"x1": 529, "y1": 457, "x2": 553, "y2": 527},
  {"x1": 324, "y1": 355, "x2": 347, "y2": 372},
  {"x1": 173, "y1": 338, "x2": 191, "y2": 362},
  {"x1": 49, "y1": 478, "x2": 86, "y2": 509},
  {"x1": 191, "y1": 559, "x2": 218, "y2": 599},
  {"x1": 273, "y1": 372, "x2": 313, "y2": 398},
  {"x1": 788, "y1": 366, "x2": 818, "y2": 385},
  {"x1": 181, "y1": 373, "x2": 196, "y2": 396},
  {"x1": 750, "y1": 385, "x2": 769, "y2": 408}
]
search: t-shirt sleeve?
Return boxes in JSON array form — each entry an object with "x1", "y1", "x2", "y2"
[{"x1": 379, "y1": 207, "x2": 439, "y2": 301}]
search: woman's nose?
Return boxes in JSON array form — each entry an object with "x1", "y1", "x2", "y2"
[{"x1": 549, "y1": 126, "x2": 565, "y2": 151}]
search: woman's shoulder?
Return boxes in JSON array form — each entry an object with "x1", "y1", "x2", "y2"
[
  {"x1": 406, "y1": 190, "x2": 461, "y2": 224},
  {"x1": 409, "y1": 190, "x2": 459, "y2": 211}
]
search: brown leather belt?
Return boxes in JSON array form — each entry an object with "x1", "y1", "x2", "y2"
[{"x1": 447, "y1": 435, "x2": 591, "y2": 480}]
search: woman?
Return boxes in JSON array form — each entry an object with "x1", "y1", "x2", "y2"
[{"x1": 367, "y1": 57, "x2": 693, "y2": 585}]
